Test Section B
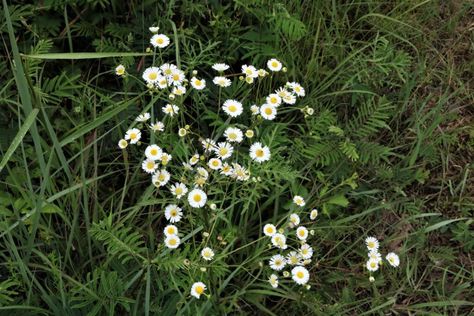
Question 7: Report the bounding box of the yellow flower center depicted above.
[255,149,264,158]
[117,68,124,75]
[228,105,237,112]
[130,133,137,140]
[146,161,155,169]
[170,210,177,217]
[291,257,298,264]
[212,160,219,167]
[389,258,394,263]
[368,242,374,248]
[245,69,252,75]
[266,227,274,234]
[296,271,304,279]
[370,262,377,268]
[156,37,164,45]
[229,133,237,140]
[271,61,278,68]
[148,72,157,80]
[302,249,308,255]
[169,238,177,246]
[193,194,202,202]
[264,107,273,115]
[172,74,180,81]
[175,187,183,195]
[195,286,204,294]
[150,149,158,155]
[195,79,201,85]
[270,97,277,104]
[167,227,175,235]
[298,230,305,237]
[295,86,301,92]
[219,148,228,156]
[158,174,166,181]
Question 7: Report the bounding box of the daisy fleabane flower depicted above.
[142,67,161,84]
[152,169,170,187]
[286,251,302,266]
[291,266,310,285]
[289,213,300,226]
[170,182,188,199]
[115,64,125,76]
[386,252,400,267]
[310,209,318,220]
[118,139,128,149]
[267,58,282,72]
[268,274,278,288]
[293,195,306,207]
[201,247,215,261]
[208,158,222,170]
[222,99,243,117]
[366,258,379,272]
[365,237,379,252]
[266,94,282,107]
[212,63,229,72]
[368,250,382,263]
[215,142,234,160]
[124,128,141,144]
[271,233,287,249]
[165,235,180,249]
[135,112,151,122]
[263,224,277,237]
[188,189,207,208]
[190,282,206,299]
[242,65,258,78]
[287,82,305,97]
[224,127,243,143]
[164,204,183,223]
[164,224,178,237]
[250,105,260,115]
[269,254,286,271]
[150,34,170,48]
[249,142,271,163]
[201,138,217,152]
[168,69,185,86]
[159,152,172,166]
[260,104,277,120]
[300,244,313,259]
[191,77,206,90]
[296,226,308,240]
[213,76,231,88]
[172,85,186,96]
[162,104,179,116]
[145,144,162,160]
[150,121,165,132]
[283,93,297,105]
[142,159,158,174]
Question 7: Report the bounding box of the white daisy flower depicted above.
[168,69,185,86]
[266,94,282,107]
[275,87,290,98]
[224,127,243,143]
[142,159,158,174]
[172,86,186,96]
[159,153,172,166]
[115,64,125,76]
[188,189,207,208]
[164,205,183,223]
[269,254,286,271]
[231,163,250,181]
[296,226,309,240]
[196,167,209,180]
[163,224,178,237]
[220,163,233,176]
[135,112,151,122]
[160,63,177,76]
[366,258,379,272]
[201,247,215,261]
[155,75,168,89]
[241,64,258,78]
[365,237,379,252]
[300,244,313,259]
[124,128,141,144]
[310,209,318,220]
[386,252,400,267]
[249,142,271,163]
[222,99,243,117]
[208,158,222,170]
[145,144,162,160]
[288,82,305,97]
[149,26,159,33]
[245,130,254,138]
[170,183,188,199]
[250,104,260,115]
[214,142,234,160]
[368,250,382,263]
[286,251,302,266]
[291,266,310,285]
[150,34,170,48]
[191,77,206,90]
[213,76,231,87]
[260,104,277,120]
[201,138,217,152]
[142,67,161,84]
[267,58,282,72]
[293,195,306,207]
[263,224,277,237]
[190,282,206,299]
[271,233,287,249]
[283,93,297,104]
[162,104,179,116]
[212,63,229,72]
[289,213,300,226]
[164,234,180,249]
[258,69,268,77]
[150,121,165,132]
[189,153,200,165]
[268,274,279,288]
[118,139,128,149]
[152,169,170,187]
[245,76,254,84]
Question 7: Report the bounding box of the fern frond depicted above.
[348,96,394,138]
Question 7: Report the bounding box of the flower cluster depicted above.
[365,236,400,281]
[264,196,319,289]
[115,27,309,300]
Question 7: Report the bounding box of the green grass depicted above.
[1,0,473,315]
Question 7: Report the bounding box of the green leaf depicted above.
[326,194,349,207]
[21,52,151,60]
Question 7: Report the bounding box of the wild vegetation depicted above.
[0,1,473,315]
